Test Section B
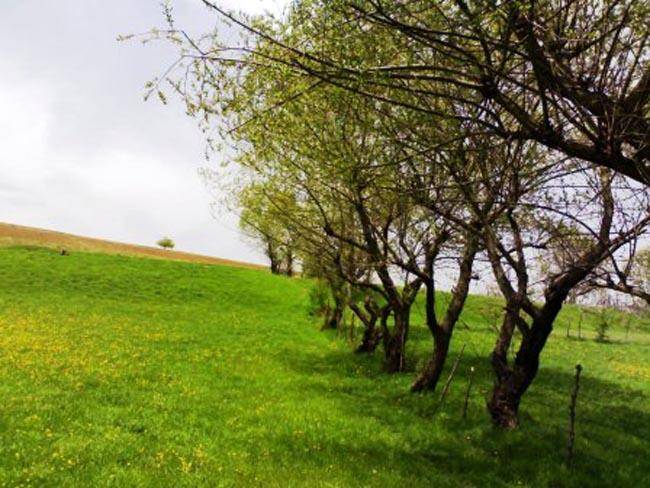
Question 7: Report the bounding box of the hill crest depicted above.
[0,221,264,269]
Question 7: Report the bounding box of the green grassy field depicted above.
[0,246,648,486]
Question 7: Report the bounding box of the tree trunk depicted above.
[322,295,344,330]
[411,330,450,392]
[487,368,523,429]
[383,307,409,373]
[324,306,342,330]
[284,249,294,277]
[488,312,551,429]
[488,352,541,429]
[267,240,281,275]
[350,301,384,353]
[384,337,405,373]
[353,300,389,354]
[356,320,382,353]
[411,235,477,393]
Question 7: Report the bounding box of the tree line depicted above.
[142,0,650,429]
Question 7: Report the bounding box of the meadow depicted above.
[0,246,648,486]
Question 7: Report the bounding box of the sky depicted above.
[0,0,286,264]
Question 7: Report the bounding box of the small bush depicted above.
[157,237,175,250]
[308,280,331,317]
[595,309,612,343]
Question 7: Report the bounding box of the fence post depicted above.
[437,344,465,411]
[566,364,583,467]
[462,366,475,420]
[577,312,583,340]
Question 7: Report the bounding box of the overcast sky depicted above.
[0,0,286,264]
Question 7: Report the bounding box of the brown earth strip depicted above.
[0,222,265,270]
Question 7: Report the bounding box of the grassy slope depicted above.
[0,246,648,487]
[0,222,264,269]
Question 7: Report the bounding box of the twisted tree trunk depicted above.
[383,307,410,373]
[488,308,556,428]
[412,234,477,392]
[411,329,450,392]
[351,300,389,353]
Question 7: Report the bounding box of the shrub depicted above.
[595,309,612,343]
[307,280,331,317]
[157,237,175,250]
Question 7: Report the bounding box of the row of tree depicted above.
[147,0,650,429]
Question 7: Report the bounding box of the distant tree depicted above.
[238,182,297,276]
[594,294,615,343]
[157,237,175,250]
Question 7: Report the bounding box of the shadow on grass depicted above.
[276,345,650,487]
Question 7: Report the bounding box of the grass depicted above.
[0,246,648,486]
[0,221,264,269]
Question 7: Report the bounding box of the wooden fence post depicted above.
[566,364,583,467]
[577,312,583,340]
[462,366,475,420]
[437,344,465,411]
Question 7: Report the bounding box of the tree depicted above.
[157,237,175,250]
[140,0,650,426]
[139,0,489,391]
[216,63,432,372]
[346,0,650,184]
[206,0,649,185]
[300,232,361,332]
[152,0,649,185]
[238,182,296,276]
[462,154,650,428]
[348,289,390,354]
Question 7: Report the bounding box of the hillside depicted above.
[0,246,648,486]
[0,222,264,269]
